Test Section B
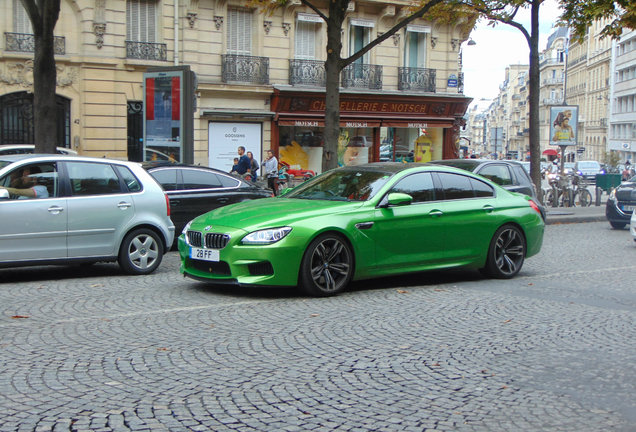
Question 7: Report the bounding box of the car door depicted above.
[369,172,447,269]
[63,161,135,257]
[433,172,498,262]
[0,161,66,261]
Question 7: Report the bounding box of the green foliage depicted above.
[603,151,621,171]
[559,0,636,40]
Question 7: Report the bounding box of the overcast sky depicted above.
[461,0,563,104]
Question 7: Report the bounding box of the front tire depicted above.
[118,228,163,275]
[578,189,592,207]
[299,234,353,296]
[483,225,526,279]
[610,221,626,229]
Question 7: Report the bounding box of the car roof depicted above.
[0,153,140,167]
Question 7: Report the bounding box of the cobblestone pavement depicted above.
[1,222,635,431]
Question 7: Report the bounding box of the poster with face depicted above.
[549,105,578,146]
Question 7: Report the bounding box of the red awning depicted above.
[542,149,558,156]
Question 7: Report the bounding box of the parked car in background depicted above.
[178,163,545,296]
[606,174,636,229]
[0,154,174,274]
[0,144,77,156]
[429,159,544,219]
[575,160,604,182]
[143,162,272,245]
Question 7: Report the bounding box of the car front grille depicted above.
[205,233,230,249]
[186,231,230,249]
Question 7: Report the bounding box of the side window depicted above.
[217,173,241,188]
[149,168,178,191]
[470,178,495,198]
[437,172,474,200]
[478,164,513,186]
[67,162,122,196]
[0,162,58,199]
[389,172,436,203]
[511,165,530,186]
[182,169,222,190]
[114,165,142,193]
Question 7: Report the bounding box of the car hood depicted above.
[190,197,364,230]
[616,181,636,200]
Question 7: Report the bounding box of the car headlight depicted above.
[182,220,193,236]
[609,189,617,202]
[241,227,292,245]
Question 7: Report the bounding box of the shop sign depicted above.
[309,99,430,114]
[295,120,321,127]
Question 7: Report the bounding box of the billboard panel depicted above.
[549,105,578,147]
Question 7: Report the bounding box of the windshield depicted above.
[0,160,12,170]
[578,162,599,169]
[284,167,394,201]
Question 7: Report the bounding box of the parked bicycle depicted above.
[571,174,592,207]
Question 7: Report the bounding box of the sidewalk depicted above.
[544,202,607,225]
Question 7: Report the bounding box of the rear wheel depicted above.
[483,225,526,279]
[118,228,163,275]
[299,234,353,296]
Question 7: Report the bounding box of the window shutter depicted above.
[13,0,33,34]
[127,0,156,42]
[295,21,316,59]
[228,8,252,55]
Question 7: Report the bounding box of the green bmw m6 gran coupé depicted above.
[178,163,544,296]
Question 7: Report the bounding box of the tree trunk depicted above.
[322,0,348,172]
[528,0,542,198]
[23,0,60,153]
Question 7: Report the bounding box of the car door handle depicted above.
[47,206,64,214]
[429,210,443,217]
[483,205,495,213]
[218,198,229,204]
[117,201,132,209]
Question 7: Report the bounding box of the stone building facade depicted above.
[0,0,474,172]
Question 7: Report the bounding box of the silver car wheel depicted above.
[119,228,163,275]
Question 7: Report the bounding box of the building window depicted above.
[0,92,71,147]
[126,0,157,42]
[13,0,32,34]
[405,29,427,68]
[295,20,318,60]
[349,21,372,65]
[227,8,252,55]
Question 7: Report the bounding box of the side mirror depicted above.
[0,189,9,200]
[386,192,413,207]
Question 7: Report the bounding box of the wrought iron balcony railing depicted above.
[126,41,167,61]
[398,67,436,92]
[222,54,269,85]
[289,59,326,87]
[341,63,383,90]
[5,32,65,55]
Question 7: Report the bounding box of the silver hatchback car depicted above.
[0,154,175,274]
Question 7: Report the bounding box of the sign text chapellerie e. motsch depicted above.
[309,100,430,114]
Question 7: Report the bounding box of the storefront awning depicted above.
[277,119,382,128]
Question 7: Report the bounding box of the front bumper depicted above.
[178,232,303,287]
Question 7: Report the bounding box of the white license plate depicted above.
[623,205,635,212]
[190,247,220,262]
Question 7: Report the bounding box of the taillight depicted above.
[528,199,541,216]
[164,193,171,217]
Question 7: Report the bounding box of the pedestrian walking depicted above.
[235,146,251,176]
[262,150,278,195]
[247,151,259,179]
